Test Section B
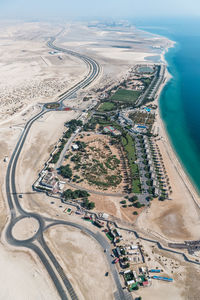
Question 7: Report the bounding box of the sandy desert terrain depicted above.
[0,20,198,300]
[45,225,116,300]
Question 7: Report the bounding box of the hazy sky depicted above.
[0,0,200,20]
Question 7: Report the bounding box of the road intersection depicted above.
[4,32,131,300]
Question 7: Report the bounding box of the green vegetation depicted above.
[121,133,141,193]
[87,174,122,188]
[84,115,122,132]
[63,189,94,209]
[129,195,138,202]
[51,139,67,164]
[110,89,141,104]
[120,200,126,204]
[122,257,128,262]
[98,102,116,112]
[122,133,136,161]
[76,140,86,150]
[129,111,155,130]
[67,138,122,189]
[142,77,152,87]
[45,102,60,109]
[82,198,95,210]
[63,189,90,200]
[105,156,120,170]
[130,284,139,291]
[51,119,83,164]
[120,248,126,255]
[133,201,145,209]
[66,119,83,129]
[59,165,72,179]
[124,271,134,282]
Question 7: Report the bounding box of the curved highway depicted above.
[47,37,100,104]
[4,30,197,300]
[4,33,107,300]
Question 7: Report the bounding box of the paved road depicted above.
[6,29,197,300]
[55,129,81,169]
[44,220,128,300]
[4,31,107,300]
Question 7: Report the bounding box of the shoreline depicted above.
[136,38,200,242]
[154,46,200,205]
[141,25,200,199]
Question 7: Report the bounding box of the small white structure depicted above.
[127,280,135,286]
[72,144,79,151]
[102,213,109,219]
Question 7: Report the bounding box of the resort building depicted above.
[103,126,121,136]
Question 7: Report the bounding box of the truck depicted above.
[113,258,119,264]
[93,220,104,228]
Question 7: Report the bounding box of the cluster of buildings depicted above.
[112,242,143,269]
[106,226,123,243]
[132,124,148,134]
[103,126,121,136]
[142,136,160,197]
[147,64,165,100]
[123,267,150,291]
[123,266,173,292]
[118,106,155,134]
[34,170,65,194]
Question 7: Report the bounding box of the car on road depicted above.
[105,272,109,276]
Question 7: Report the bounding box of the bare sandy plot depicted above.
[139,281,183,300]
[44,225,115,300]
[0,22,87,121]
[12,217,39,241]
[137,69,200,242]
[16,110,79,195]
[134,238,200,300]
[0,243,59,300]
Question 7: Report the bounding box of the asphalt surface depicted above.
[5,30,196,300]
[4,32,111,300]
[44,220,127,300]
[4,32,133,300]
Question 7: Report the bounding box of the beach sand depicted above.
[0,21,199,299]
[137,62,200,242]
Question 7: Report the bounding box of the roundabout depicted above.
[44,102,61,110]
[11,216,40,242]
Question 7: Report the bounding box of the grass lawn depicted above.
[98,102,116,112]
[121,133,141,193]
[132,178,141,194]
[110,89,141,103]
[122,133,136,161]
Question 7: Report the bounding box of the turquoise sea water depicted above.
[136,20,200,194]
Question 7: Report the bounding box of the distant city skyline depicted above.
[0,0,200,20]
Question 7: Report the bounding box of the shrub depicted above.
[60,165,72,178]
[120,200,126,204]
